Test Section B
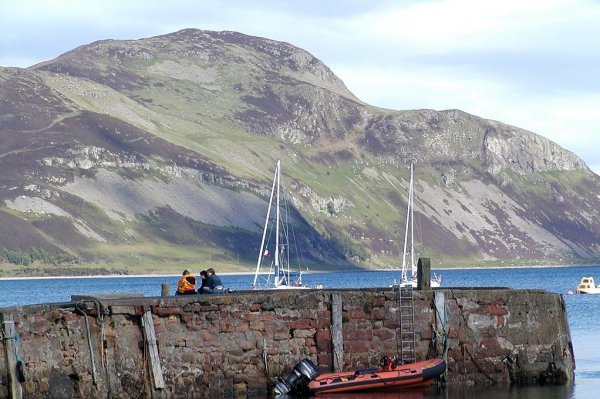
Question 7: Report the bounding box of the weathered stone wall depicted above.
[0,288,574,398]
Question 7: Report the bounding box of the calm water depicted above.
[1,265,599,399]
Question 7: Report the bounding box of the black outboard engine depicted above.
[273,358,320,396]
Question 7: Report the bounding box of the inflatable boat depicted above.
[308,357,446,395]
[273,357,446,396]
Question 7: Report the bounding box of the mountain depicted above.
[1,28,599,275]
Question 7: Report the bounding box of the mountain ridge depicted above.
[1,28,599,275]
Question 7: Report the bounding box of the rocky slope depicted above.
[1,28,599,273]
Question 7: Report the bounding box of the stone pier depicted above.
[0,287,574,398]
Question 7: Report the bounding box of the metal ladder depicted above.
[397,285,416,363]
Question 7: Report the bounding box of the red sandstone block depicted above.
[317,310,330,319]
[249,321,265,331]
[344,340,369,352]
[456,360,480,373]
[230,311,243,319]
[30,320,51,336]
[153,322,166,334]
[380,341,397,354]
[266,347,280,355]
[343,326,372,341]
[447,348,465,362]
[317,353,333,371]
[482,304,508,316]
[346,309,370,319]
[248,356,261,366]
[478,337,511,358]
[383,319,399,329]
[187,323,203,332]
[289,319,314,329]
[219,320,237,333]
[316,340,331,352]
[371,308,385,320]
[152,307,184,317]
[63,348,77,357]
[316,317,331,329]
[240,338,256,351]
[372,328,395,340]
[373,297,385,307]
[249,304,261,312]
[316,330,331,342]
[263,320,290,340]
[243,313,258,322]
[202,331,218,341]
[66,320,84,331]
[293,329,316,339]
[181,352,199,363]
[46,309,62,321]
[228,348,244,357]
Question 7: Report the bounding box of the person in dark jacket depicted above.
[203,268,224,294]
[197,270,209,294]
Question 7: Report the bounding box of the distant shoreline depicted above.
[0,271,257,281]
[0,263,597,281]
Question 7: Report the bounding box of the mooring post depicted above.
[331,293,344,372]
[161,283,170,297]
[417,258,431,290]
[2,313,23,399]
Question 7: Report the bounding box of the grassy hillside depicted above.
[1,29,600,276]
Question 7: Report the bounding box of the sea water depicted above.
[1,265,599,399]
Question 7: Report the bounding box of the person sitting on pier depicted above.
[197,270,209,294]
[203,268,224,294]
[176,270,197,295]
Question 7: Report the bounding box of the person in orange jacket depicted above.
[176,269,197,295]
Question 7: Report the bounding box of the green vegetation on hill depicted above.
[1,29,600,277]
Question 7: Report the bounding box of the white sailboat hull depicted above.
[398,279,441,288]
[272,285,310,290]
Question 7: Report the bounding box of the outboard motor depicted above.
[273,358,319,396]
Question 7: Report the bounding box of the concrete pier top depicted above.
[71,293,144,301]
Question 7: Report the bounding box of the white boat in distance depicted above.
[576,276,600,294]
[252,160,309,290]
[398,163,441,288]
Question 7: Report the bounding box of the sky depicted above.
[1,0,599,174]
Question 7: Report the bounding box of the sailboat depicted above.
[399,163,441,288]
[252,160,309,290]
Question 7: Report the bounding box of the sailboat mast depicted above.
[274,160,281,287]
[252,161,279,289]
[409,163,416,278]
[401,163,414,282]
